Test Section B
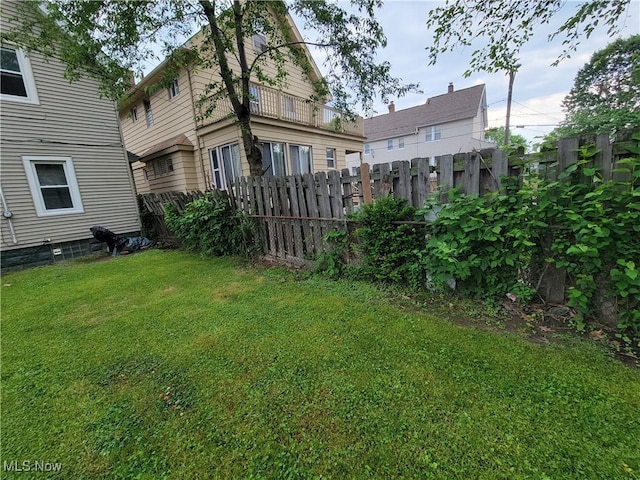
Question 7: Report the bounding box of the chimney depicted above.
[388,101,395,113]
[448,82,454,93]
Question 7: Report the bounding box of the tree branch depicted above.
[248,40,334,76]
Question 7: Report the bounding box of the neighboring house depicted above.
[119,15,365,194]
[0,0,140,272]
[347,83,493,172]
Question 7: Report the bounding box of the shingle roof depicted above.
[365,84,486,142]
[140,133,193,159]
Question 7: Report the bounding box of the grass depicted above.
[1,249,639,479]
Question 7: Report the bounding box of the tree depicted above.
[3,0,417,176]
[484,127,528,152]
[426,1,631,147]
[557,35,640,137]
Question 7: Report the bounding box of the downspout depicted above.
[186,67,208,190]
[0,187,18,244]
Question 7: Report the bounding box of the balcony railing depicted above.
[206,83,364,136]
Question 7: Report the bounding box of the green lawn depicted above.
[1,250,639,479]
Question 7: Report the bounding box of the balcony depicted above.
[207,83,364,136]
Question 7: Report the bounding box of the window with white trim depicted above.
[168,78,179,99]
[425,125,442,142]
[326,148,336,169]
[262,142,286,176]
[364,143,370,155]
[22,156,84,216]
[399,137,405,149]
[143,99,154,126]
[1,46,39,104]
[289,145,312,174]
[387,139,393,151]
[131,105,138,122]
[210,143,241,190]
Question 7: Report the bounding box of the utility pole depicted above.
[504,68,517,147]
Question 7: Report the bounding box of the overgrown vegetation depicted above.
[313,134,640,350]
[2,250,639,478]
[164,191,257,257]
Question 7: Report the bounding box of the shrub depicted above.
[351,196,427,287]
[164,192,255,257]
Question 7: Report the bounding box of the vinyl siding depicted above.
[120,72,197,157]
[131,150,199,194]
[120,16,363,194]
[1,0,140,250]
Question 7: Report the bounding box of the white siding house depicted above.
[347,84,494,172]
[1,0,140,271]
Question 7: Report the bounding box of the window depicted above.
[22,156,83,216]
[143,99,154,126]
[364,143,370,155]
[425,125,442,142]
[283,95,295,121]
[253,33,267,53]
[262,142,286,176]
[0,46,39,104]
[151,156,174,177]
[387,139,393,151]
[168,78,179,99]
[131,106,138,122]
[290,145,312,174]
[326,148,336,169]
[399,137,405,149]
[210,143,241,190]
[249,84,260,114]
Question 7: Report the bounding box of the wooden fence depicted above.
[139,129,638,261]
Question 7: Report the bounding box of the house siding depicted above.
[120,20,364,194]
[1,0,140,256]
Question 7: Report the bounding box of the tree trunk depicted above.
[239,114,263,176]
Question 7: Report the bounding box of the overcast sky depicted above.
[299,0,640,146]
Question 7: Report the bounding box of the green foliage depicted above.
[420,137,640,341]
[164,192,254,257]
[420,177,539,302]
[427,0,631,75]
[558,35,640,137]
[314,229,350,279]
[351,196,427,287]
[484,126,529,152]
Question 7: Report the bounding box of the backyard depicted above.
[1,249,639,479]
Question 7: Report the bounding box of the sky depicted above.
[298,0,640,146]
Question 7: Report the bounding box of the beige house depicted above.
[0,0,140,272]
[347,83,493,172]
[120,17,365,194]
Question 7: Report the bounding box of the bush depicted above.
[351,196,427,287]
[164,192,255,257]
[419,177,539,302]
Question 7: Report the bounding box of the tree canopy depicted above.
[426,0,631,76]
[557,35,640,137]
[3,0,417,175]
[484,127,528,152]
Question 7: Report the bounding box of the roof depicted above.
[365,84,486,142]
[140,133,193,159]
